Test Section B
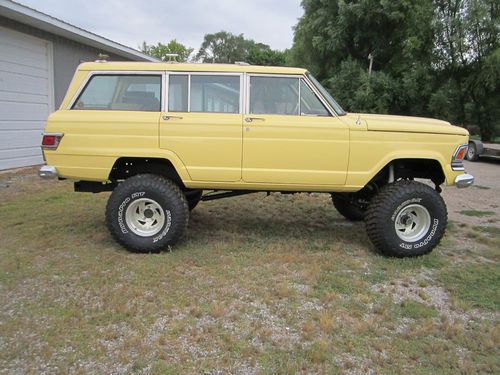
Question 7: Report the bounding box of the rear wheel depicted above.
[365,181,447,257]
[185,190,203,211]
[106,174,189,253]
[331,194,367,221]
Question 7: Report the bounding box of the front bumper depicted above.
[39,165,58,179]
[455,173,474,188]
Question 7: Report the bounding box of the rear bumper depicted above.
[39,165,58,179]
[455,173,474,188]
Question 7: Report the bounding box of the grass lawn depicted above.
[0,173,499,374]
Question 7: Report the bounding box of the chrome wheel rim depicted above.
[125,198,165,237]
[467,146,475,159]
[394,204,431,242]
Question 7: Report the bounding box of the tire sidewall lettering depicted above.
[393,196,440,250]
[117,191,153,235]
[153,210,172,243]
[118,197,131,234]
[399,218,439,250]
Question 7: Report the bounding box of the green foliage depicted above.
[196,31,288,66]
[291,0,500,140]
[141,40,193,62]
[247,48,290,67]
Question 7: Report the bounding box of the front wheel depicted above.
[365,181,447,257]
[106,174,189,253]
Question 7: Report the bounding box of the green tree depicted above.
[292,0,436,115]
[247,48,289,66]
[196,31,288,65]
[141,40,194,62]
[431,0,500,140]
[196,31,252,63]
[291,0,499,140]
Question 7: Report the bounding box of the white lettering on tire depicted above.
[118,197,130,234]
[399,218,439,249]
[153,210,172,243]
[117,192,146,234]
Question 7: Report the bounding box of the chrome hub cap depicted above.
[125,198,165,237]
[394,204,431,242]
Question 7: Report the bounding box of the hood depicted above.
[345,113,469,136]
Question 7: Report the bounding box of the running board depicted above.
[201,190,256,201]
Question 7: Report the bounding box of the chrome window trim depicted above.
[245,73,335,117]
[166,71,244,114]
[67,70,166,111]
[301,75,338,117]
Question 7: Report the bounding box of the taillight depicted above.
[451,144,468,170]
[41,133,64,150]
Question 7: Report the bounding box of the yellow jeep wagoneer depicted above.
[39,61,473,257]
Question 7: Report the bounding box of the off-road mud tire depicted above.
[365,181,447,257]
[106,174,189,253]
[332,195,366,221]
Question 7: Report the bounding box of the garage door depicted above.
[0,27,53,170]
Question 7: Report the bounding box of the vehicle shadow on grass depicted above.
[185,195,372,253]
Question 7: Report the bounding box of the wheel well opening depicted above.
[382,159,445,187]
[109,157,184,188]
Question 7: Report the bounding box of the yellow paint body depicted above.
[43,62,469,192]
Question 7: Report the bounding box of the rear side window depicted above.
[168,75,188,112]
[167,74,241,113]
[190,75,240,113]
[73,74,161,111]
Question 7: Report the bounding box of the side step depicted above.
[201,190,256,201]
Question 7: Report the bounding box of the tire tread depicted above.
[105,174,188,253]
[365,180,447,257]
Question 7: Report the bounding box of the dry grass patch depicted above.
[0,169,499,374]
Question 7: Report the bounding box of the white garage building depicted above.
[0,0,156,170]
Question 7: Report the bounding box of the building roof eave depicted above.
[0,0,158,62]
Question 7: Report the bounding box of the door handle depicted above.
[162,115,183,121]
[244,117,265,123]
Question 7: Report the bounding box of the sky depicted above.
[17,0,304,52]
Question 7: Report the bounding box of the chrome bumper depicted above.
[455,173,474,188]
[39,165,58,179]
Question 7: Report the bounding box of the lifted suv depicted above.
[40,61,473,257]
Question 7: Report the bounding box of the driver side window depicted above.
[249,76,330,116]
[249,77,299,115]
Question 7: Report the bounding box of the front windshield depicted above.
[306,73,346,116]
